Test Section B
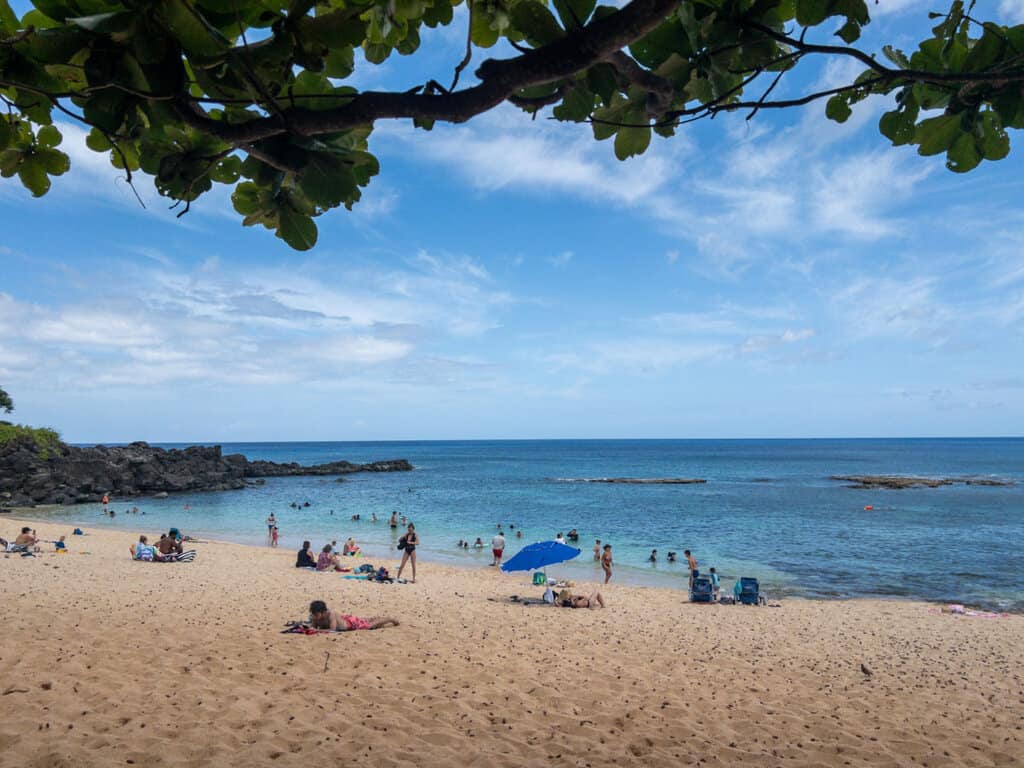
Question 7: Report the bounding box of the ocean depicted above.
[21,438,1024,610]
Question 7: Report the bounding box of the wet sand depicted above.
[1,519,1021,767]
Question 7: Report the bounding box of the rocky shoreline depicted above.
[0,437,412,507]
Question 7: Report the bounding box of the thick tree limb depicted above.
[171,0,685,144]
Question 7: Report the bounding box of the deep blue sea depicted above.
[24,439,1024,610]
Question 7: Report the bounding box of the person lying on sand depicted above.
[308,600,399,631]
[557,590,606,609]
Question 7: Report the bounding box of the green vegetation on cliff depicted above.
[0,423,62,459]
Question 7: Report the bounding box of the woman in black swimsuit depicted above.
[396,522,418,582]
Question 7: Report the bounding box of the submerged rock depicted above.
[830,474,1015,490]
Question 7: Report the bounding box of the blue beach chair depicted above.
[734,577,760,605]
[690,576,713,603]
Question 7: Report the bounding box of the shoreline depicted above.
[1,518,1022,767]
[2,513,1015,614]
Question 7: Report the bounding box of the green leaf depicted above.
[835,20,859,44]
[85,128,112,152]
[0,117,11,151]
[158,0,231,60]
[794,0,829,26]
[553,85,595,122]
[36,147,69,174]
[979,111,1010,161]
[882,45,911,69]
[586,63,619,105]
[964,28,1004,72]
[825,94,852,123]
[36,124,62,148]
[278,205,318,250]
[879,108,917,146]
[614,121,651,160]
[17,156,50,196]
[0,0,19,31]
[945,132,980,173]
[551,0,596,29]
[915,113,963,156]
[300,153,356,206]
[508,1,563,47]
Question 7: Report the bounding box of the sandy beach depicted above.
[1,518,1021,768]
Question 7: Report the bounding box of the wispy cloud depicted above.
[0,249,516,390]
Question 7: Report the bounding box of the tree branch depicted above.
[169,0,686,143]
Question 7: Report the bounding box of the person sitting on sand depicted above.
[308,600,399,631]
[316,544,341,572]
[343,537,360,556]
[14,527,39,549]
[296,541,316,568]
[158,532,183,557]
[557,590,606,609]
[134,535,160,562]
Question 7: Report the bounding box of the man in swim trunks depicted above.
[308,600,399,631]
[685,549,698,591]
[388,511,398,529]
[491,531,505,567]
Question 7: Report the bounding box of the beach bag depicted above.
[73,528,84,536]
[357,563,375,574]
[532,572,546,585]
[375,566,390,581]
[397,535,407,551]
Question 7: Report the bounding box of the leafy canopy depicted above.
[0,386,12,414]
[0,0,1021,249]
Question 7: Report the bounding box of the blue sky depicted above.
[2,0,1024,442]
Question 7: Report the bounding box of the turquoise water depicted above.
[20,438,1024,610]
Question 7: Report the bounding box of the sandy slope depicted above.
[0,519,1021,767]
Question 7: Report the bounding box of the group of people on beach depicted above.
[293,520,420,583]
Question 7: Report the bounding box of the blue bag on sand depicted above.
[736,577,760,605]
[690,576,713,603]
[73,528,84,535]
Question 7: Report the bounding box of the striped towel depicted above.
[174,550,197,563]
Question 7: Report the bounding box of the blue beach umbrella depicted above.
[500,541,581,575]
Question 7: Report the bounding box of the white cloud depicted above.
[998,0,1024,23]
[1,250,516,390]
[549,251,573,268]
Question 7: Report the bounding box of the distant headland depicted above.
[0,436,412,507]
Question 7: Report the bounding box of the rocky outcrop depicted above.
[0,437,412,506]
[830,475,1015,490]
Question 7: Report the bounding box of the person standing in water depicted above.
[389,511,398,529]
[593,540,601,561]
[601,544,613,584]
[266,512,276,540]
[396,523,418,582]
